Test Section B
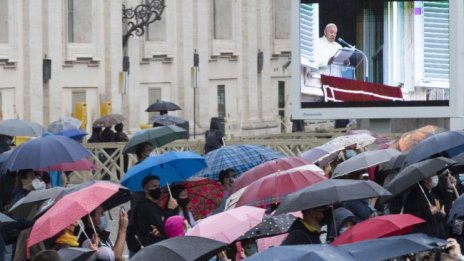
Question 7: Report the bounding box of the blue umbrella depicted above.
[121,151,207,191]
[339,233,446,261]
[194,145,284,180]
[2,135,91,171]
[56,128,88,141]
[245,244,356,261]
[403,131,464,168]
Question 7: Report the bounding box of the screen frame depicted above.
[291,0,464,120]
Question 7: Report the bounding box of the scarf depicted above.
[55,230,79,247]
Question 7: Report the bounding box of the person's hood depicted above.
[334,207,358,230]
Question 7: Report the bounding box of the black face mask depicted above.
[178,197,190,208]
[148,188,162,200]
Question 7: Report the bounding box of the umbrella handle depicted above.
[88,214,98,235]
[418,184,433,207]
[77,220,91,242]
[331,205,337,238]
[166,182,173,198]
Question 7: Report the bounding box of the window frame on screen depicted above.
[291,0,464,120]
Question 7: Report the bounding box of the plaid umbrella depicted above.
[93,114,125,128]
[194,145,284,180]
[47,117,82,133]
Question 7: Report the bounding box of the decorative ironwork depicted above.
[122,0,166,48]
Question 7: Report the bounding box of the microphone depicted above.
[338,38,354,48]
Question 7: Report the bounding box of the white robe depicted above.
[314,36,343,76]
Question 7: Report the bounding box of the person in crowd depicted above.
[114,123,129,142]
[135,142,153,164]
[433,171,458,215]
[164,215,188,239]
[133,176,178,250]
[342,171,377,220]
[239,238,259,258]
[403,175,448,238]
[31,250,61,261]
[281,206,332,245]
[212,169,237,214]
[87,127,102,143]
[326,207,359,242]
[314,23,345,76]
[171,185,196,227]
[79,206,128,261]
[11,170,45,205]
[100,127,115,143]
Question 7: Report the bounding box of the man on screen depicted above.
[314,23,349,77]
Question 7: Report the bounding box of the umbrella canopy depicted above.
[8,187,65,220]
[92,114,125,128]
[151,114,187,125]
[225,187,246,210]
[384,157,456,196]
[131,236,226,261]
[194,145,284,181]
[186,206,265,243]
[382,151,408,171]
[35,158,96,172]
[326,133,376,150]
[402,131,464,168]
[244,244,356,261]
[274,179,391,215]
[390,125,446,152]
[47,117,82,133]
[0,119,43,137]
[121,151,207,191]
[231,157,312,193]
[448,193,464,224]
[2,135,91,172]
[57,247,96,261]
[235,168,327,208]
[27,181,130,249]
[339,233,446,261]
[174,178,223,220]
[146,100,182,112]
[56,128,87,141]
[0,212,16,228]
[123,125,187,154]
[300,143,345,166]
[331,148,401,179]
[345,129,390,146]
[237,214,297,241]
[332,214,425,245]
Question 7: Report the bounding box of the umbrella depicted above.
[56,128,87,141]
[274,179,391,215]
[0,119,43,137]
[151,114,187,126]
[384,157,456,196]
[235,168,327,208]
[345,129,390,146]
[47,117,82,133]
[402,131,464,168]
[131,236,226,261]
[194,145,284,181]
[121,151,207,191]
[244,244,356,261]
[382,151,408,171]
[57,247,96,261]
[331,148,401,179]
[326,133,376,150]
[339,233,447,261]
[300,143,345,166]
[332,214,425,245]
[231,157,312,193]
[0,212,16,228]
[186,206,265,243]
[92,114,125,128]
[27,181,131,250]
[225,187,246,210]
[237,214,297,241]
[175,178,224,220]
[123,125,188,154]
[35,158,96,172]
[146,100,182,112]
[2,135,91,172]
[390,125,446,152]
[8,187,65,220]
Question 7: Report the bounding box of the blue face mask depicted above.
[99,214,109,231]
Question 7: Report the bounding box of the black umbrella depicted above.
[146,100,182,112]
[383,151,408,171]
[0,212,16,228]
[338,233,446,261]
[8,187,65,220]
[384,157,456,196]
[245,244,357,261]
[332,149,400,178]
[130,236,226,261]
[57,247,96,261]
[237,214,297,241]
[151,115,187,126]
[274,179,391,215]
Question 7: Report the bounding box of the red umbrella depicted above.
[235,167,327,208]
[331,214,425,246]
[27,181,130,253]
[231,157,311,193]
[177,178,224,220]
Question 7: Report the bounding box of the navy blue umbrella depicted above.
[2,135,91,171]
[339,233,446,261]
[245,244,356,261]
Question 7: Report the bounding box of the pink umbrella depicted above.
[231,157,311,193]
[27,181,129,254]
[235,167,327,208]
[36,158,96,172]
[186,206,265,243]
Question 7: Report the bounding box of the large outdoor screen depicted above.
[297,0,450,109]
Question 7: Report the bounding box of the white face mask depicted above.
[431,176,439,188]
[339,226,350,234]
[32,178,46,190]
